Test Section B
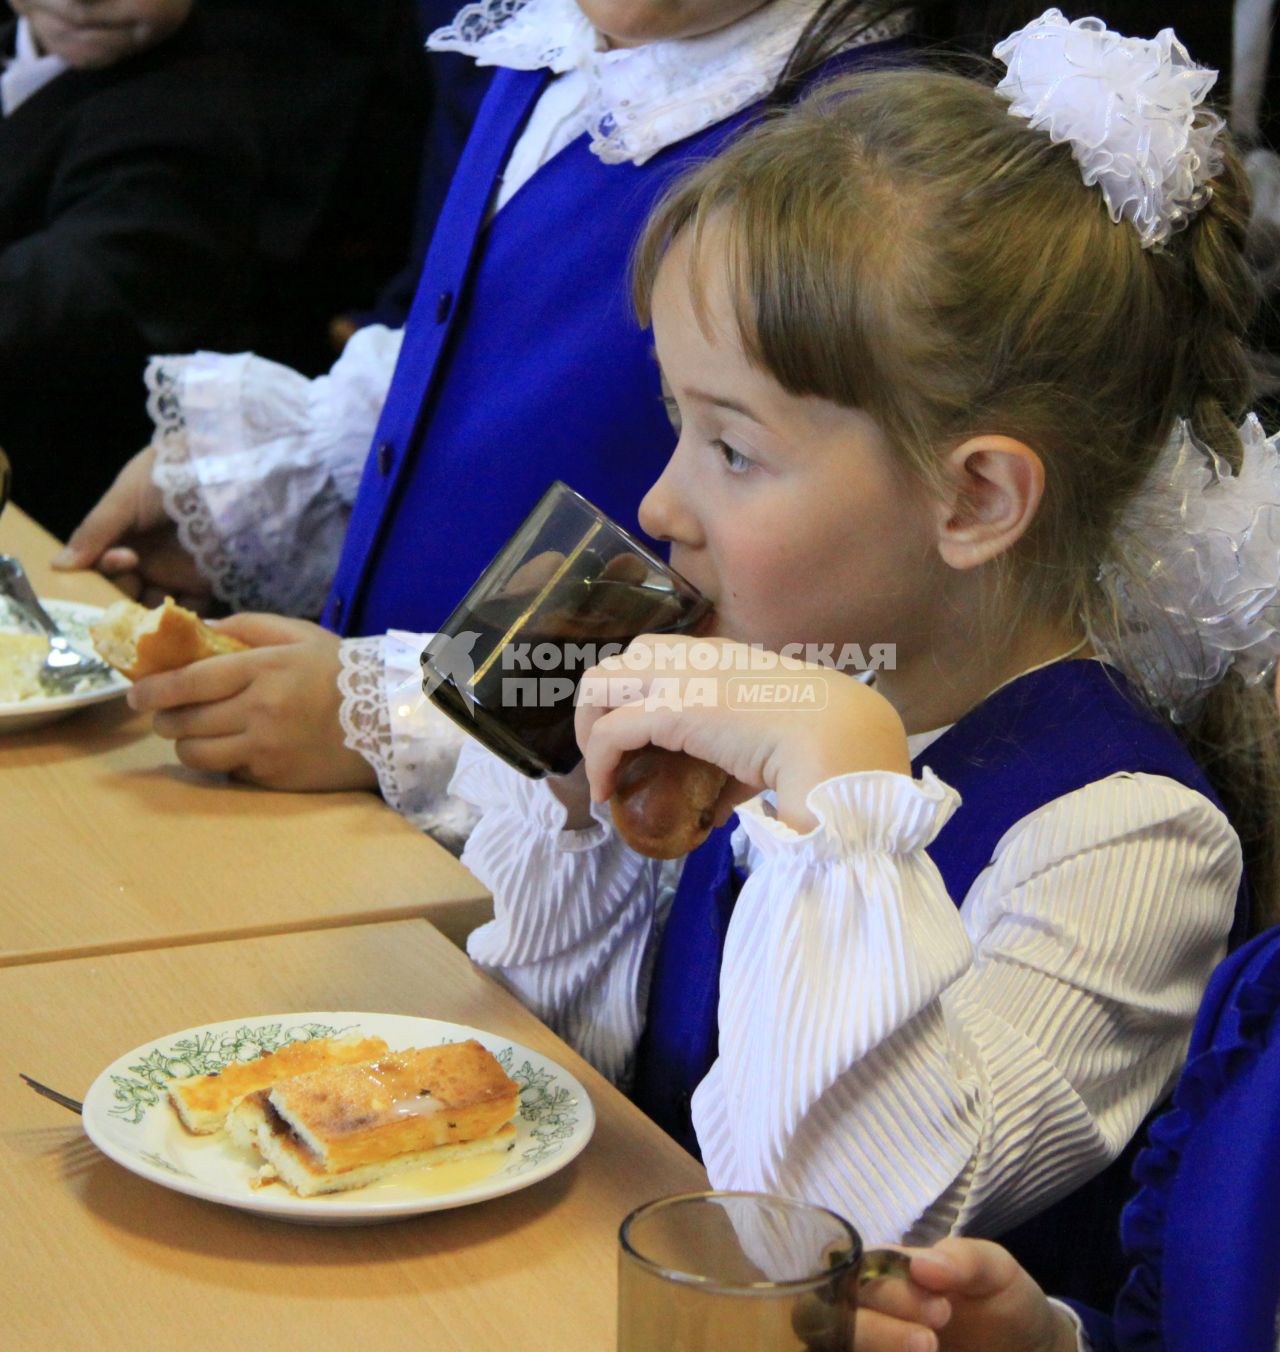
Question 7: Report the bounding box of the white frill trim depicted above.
[145,329,400,618]
[147,356,348,618]
[993,8,1224,249]
[708,769,973,1188]
[1101,415,1280,721]
[737,768,960,860]
[429,0,909,166]
[147,359,250,610]
[337,636,401,803]
[337,633,481,855]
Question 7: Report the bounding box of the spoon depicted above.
[0,555,112,692]
[0,457,112,691]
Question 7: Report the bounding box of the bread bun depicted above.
[91,597,247,680]
[610,746,728,859]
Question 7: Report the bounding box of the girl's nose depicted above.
[639,451,701,548]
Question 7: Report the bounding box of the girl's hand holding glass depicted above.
[854,1239,1078,1352]
[127,613,378,792]
[575,635,910,833]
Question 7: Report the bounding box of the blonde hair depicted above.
[633,67,1280,927]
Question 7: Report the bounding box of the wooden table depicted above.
[1,920,707,1350]
[0,507,492,965]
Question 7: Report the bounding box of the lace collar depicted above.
[428,0,910,165]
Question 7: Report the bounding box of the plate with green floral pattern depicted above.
[82,1012,595,1225]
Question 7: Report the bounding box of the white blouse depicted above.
[1,18,68,117]
[451,733,1239,1244]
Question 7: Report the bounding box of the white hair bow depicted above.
[993,8,1224,248]
[1102,416,1280,720]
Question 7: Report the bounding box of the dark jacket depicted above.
[0,14,259,537]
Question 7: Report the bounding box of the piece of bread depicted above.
[167,1034,389,1135]
[91,597,247,680]
[610,746,728,860]
[231,1090,517,1196]
[230,1040,520,1196]
[0,632,51,702]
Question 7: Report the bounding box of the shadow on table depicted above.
[2,699,147,763]
[99,763,397,823]
[74,1146,585,1294]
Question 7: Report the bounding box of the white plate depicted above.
[0,598,128,732]
[82,1012,596,1225]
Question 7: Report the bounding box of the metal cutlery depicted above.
[0,554,112,693]
[18,1073,83,1115]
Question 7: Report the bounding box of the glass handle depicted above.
[859,1248,913,1285]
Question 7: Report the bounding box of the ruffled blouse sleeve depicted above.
[453,756,1237,1246]
[694,770,1238,1244]
[453,739,676,1085]
[146,324,402,616]
[336,630,479,855]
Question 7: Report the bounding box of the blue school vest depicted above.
[631,660,1246,1310]
[323,45,906,637]
[1070,927,1280,1351]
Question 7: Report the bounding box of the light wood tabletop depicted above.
[1,919,708,1350]
[0,506,492,965]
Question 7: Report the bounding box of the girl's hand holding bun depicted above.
[575,635,911,842]
[125,613,377,792]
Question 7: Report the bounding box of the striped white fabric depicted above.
[455,739,1240,1244]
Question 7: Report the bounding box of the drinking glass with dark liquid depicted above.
[422,482,710,777]
[617,1192,911,1351]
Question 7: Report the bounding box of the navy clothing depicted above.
[0,14,259,539]
[324,41,907,639]
[198,0,432,375]
[630,662,1242,1313]
[918,661,1244,1312]
[350,3,495,333]
[325,66,745,637]
[631,817,745,1155]
[1070,926,1280,1351]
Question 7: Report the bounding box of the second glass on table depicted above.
[422,481,710,777]
[618,1191,910,1352]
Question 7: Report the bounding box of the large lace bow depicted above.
[993,8,1223,248]
[1102,417,1280,721]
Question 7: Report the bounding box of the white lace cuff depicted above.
[146,325,403,616]
[337,632,479,855]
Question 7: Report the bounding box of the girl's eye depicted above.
[715,440,753,474]
[661,394,682,434]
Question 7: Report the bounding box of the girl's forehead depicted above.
[653,225,750,348]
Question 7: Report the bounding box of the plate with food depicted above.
[0,598,129,732]
[81,1012,595,1224]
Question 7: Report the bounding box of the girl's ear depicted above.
[934,435,1044,570]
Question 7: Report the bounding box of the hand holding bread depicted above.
[578,636,913,842]
[92,597,247,680]
[609,747,729,859]
[98,607,377,792]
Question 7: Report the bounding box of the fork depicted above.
[0,555,112,693]
[19,1073,83,1115]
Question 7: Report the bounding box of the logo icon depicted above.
[421,631,481,716]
